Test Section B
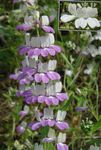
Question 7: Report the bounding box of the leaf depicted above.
[91,118,101,133]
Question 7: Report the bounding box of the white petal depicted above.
[87,18,98,28]
[48,60,57,71]
[38,62,48,73]
[33,85,46,96]
[41,15,49,26]
[93,18,100,27]
[48,33,55,45]
[56,110,66,121]
[68,4,77,15]
[58,133,66,143]
[25,33,30,46]
[55,81,62,93]
[24,105,29,113]
[48,129,56,139]
[86,7,98,18]
[80,18,87,29]
[75,18,87,29]
[76,8,85,18]
[60,14,75,23]
[44,108,53,119]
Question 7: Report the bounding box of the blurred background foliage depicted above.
[0,0,101,150]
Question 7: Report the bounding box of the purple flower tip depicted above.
[16,24,32,31]
[42,138,54,143]
[75,107,88,112]
[42,26,55,33]
[16,125,25,134]
[19,111,27,118]
[57,143,69,150]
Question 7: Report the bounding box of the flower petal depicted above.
[56,122,69,130]
[42,26,55,33]
[57,143,69,150]
[41,48,49,57]
[38,96,45,103]
[32,122,42,130]
[61,14,75,23]
[41,74,49,83]
[34,73,42,82]
[87,18,100,28]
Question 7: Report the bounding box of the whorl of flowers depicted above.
[11,1,69,149]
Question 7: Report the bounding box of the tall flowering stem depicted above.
[11,1,69,149]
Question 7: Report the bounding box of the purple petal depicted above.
[22,90,32,97]
[38,96,45,103]
[28,48,36,57]
[47,47,56,56]
[56,93,68,101]
[31,96,38,103]
[41,120,48,126]
[57,143,69,150]
[42,26,55,33]
[24,96,33,104]
[56,122,69,130]
[34,73,42,82]
[27,76,34,81]
[42,138,54,143]
[51,45,61,53]
[41,74,49,83]
[32,122,42,130]
[19,111,27,118]
[51,97,59,105]
[16,24,32,31]
[9,74,18,80]
[19,46,30,55]
[47,71,61,80]
[28,48,41,57]
[41,48,49,57]
[19,78,30,85]
[47,120,55,127]
[75,107,88,112]
[16,125,25,134]
[45,97,53,106]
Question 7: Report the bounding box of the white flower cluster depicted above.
[82,31,101,57]
[61,3,100,29]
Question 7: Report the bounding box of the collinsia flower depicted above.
[75,107,88,112]
[42,128,68,150]
[19,105,29,118]
[16,15,33,31]
[30,108,69,131]
[11,2,69,149]
[16,121,27,134]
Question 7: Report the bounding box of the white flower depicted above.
[61,4,100,29]
[84,64,93,75]
[84,45,101,57]
[42,128,66,143]
[89,145,100,150]
[65,69,73,77]
[91,31,101,41]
